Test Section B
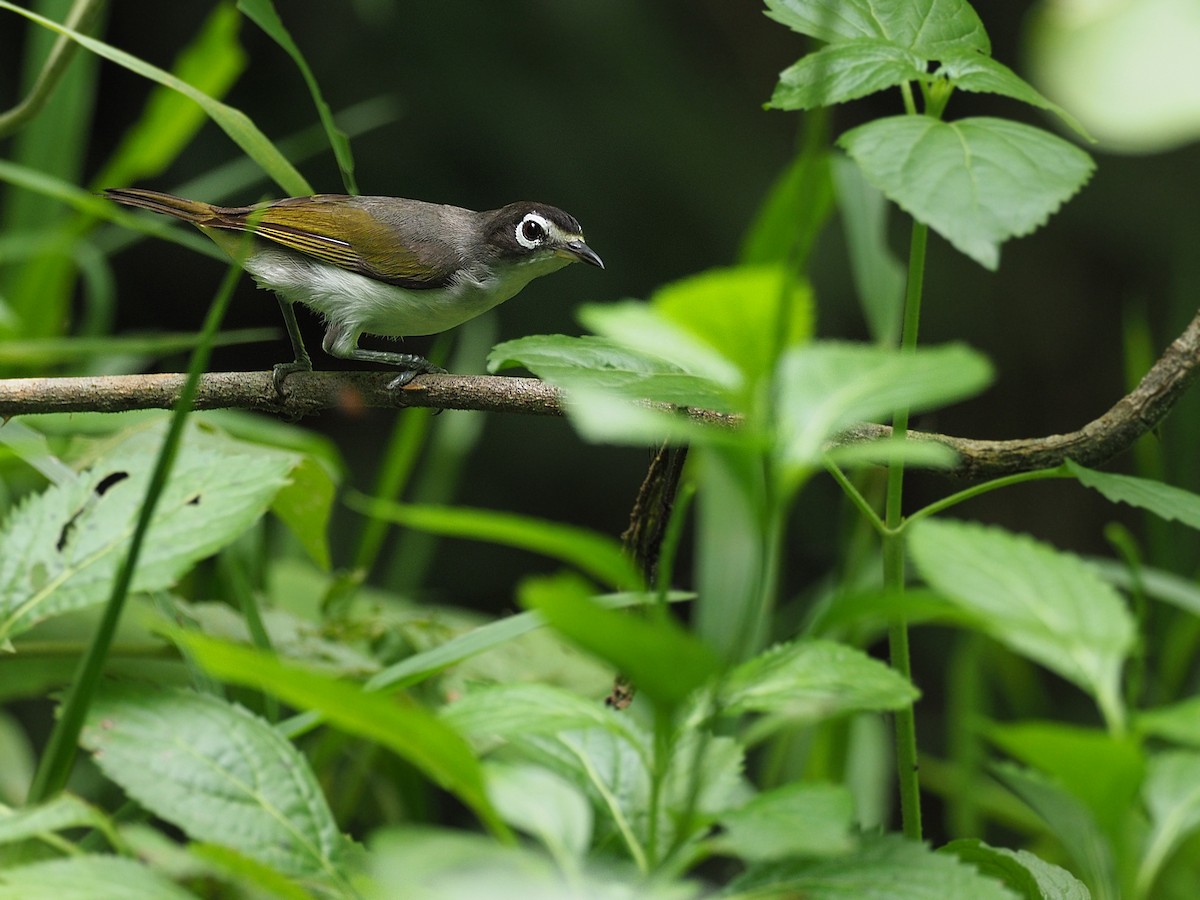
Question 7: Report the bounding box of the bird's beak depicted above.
[559,240,604,269]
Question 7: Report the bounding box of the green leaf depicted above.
[237,0,358,194]
[0,0,311,196]
[365,591,691,693]
[1068,460,1200,532]
[1088,557,1200,617]
[937,53,1092,140]
[175,631,507,838]
[1139,751,1200,896]
[488,334,730,410]
[1139,696,1200,748]
[485,762,593,863]
[710,782,856,861]
[774,342,991,472]
[991,762,1116,895]
[763,0,990,56]
[0,421,299,642]
[831,153,905,343]
[0,856,198,900]
[939,839,1090,900]
[909,519,1134,729]
[719,638,919,724]
[730,833,1017,898]
[81,683,345,881]
[519,573,721,710]
[0,794,113,847]
[770,39,928,110]
[739,143,834,269]
[839,116,1094,269]
[346,495,642,591]
[987,721,1144,841]
[91,3,246,189]
[651,266,814,388]
[271,455,335,570]
[580,301,746,394]
[441,683,642,747]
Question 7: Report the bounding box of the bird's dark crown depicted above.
[482,202,585,258]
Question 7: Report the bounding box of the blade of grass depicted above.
[0,0,311,196]
[27,254,244,802]
[237,0,358,194]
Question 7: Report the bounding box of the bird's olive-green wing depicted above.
[213,196,453,288]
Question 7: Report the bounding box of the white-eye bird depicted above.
[105,188,603,389]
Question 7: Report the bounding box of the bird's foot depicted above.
[386,359,446,390]
[272,357,313,397]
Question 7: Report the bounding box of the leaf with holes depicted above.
[0,421,299,642]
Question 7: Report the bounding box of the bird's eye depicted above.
[521,218,546,243]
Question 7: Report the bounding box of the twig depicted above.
[2,303,1198,479]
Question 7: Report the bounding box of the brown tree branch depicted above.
[2,305,1198,479]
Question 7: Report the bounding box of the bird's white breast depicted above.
[244,248,570,338]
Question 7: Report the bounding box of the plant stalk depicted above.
[884,219,928,840]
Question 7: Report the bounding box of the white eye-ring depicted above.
[516,213,550,249]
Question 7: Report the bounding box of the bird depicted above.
[104,188,604,390]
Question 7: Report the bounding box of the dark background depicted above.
[5,0,1199,603]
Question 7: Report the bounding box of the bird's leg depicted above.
[272,296,313,395]
[322,325,446,389]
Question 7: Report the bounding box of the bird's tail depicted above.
[104,188,220,225]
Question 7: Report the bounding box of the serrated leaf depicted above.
[719,638,919,723]
[839,116,1094,269]
[1139,751,1200,896]
[909,519,1134,728]
[0,856,197,900]
[764,0,990,56]
[730,832,1018,898]
[175,631,504,837]
[711,782,856,861]
[0,422,297,642]
[770,39,928,110]
[488,334,729,410]
[81,684,344,880]
[938,53,1091,140]
[1068,460,1200,532]
[774,342,991,471]
[939,839,1090,900]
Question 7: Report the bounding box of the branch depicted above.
[2,304,1198,479]
[0,370,567,418]
[836,305,1200,479]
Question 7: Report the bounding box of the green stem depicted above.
[905,466,1068,526]
[884,219,928,841]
